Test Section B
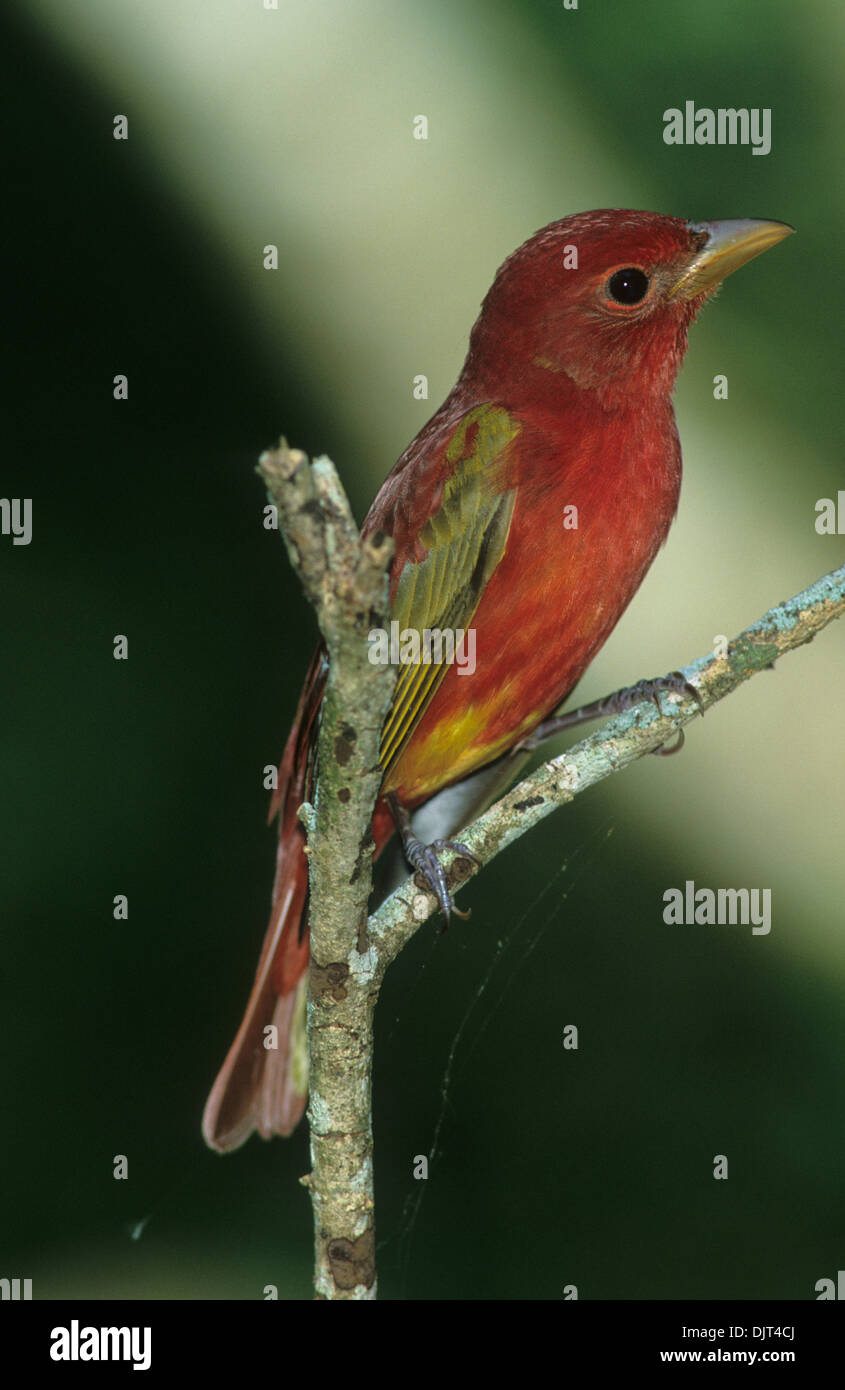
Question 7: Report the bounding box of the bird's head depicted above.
[464,209,793,408]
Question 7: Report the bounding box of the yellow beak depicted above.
[670,218,794,300]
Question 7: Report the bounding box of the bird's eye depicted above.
[606,267,650,305]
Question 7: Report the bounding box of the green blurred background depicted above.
[3,0,843,1299]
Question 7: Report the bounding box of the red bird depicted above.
[203,209,792,1151]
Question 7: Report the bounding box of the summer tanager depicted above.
[203,209,792,1151]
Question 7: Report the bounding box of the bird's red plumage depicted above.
[203,208,790,1150]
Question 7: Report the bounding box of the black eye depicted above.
[606,267,650,305]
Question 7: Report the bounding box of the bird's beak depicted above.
[670,219,794,300]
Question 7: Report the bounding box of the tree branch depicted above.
[370,561,845,960]
[259,440,845,1299]
[257,442,394,1302]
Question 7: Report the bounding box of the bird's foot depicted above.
[518,671,703,756]
[387,792,481,924]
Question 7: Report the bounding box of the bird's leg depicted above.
[387,791,481,923]
[517,671,703,758]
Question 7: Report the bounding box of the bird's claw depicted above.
[615,669,703,718]
[633,670,702,756]
[516,670,702,757]
[651,727,685,756]
[387,792,480,924]
[407,837,479,924]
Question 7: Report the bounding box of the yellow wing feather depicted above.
[379,405,520,774]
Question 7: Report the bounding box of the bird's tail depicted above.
[202,652,325,1152]
[202,647,477,1152]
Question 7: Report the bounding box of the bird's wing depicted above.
[375,403,520,775]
